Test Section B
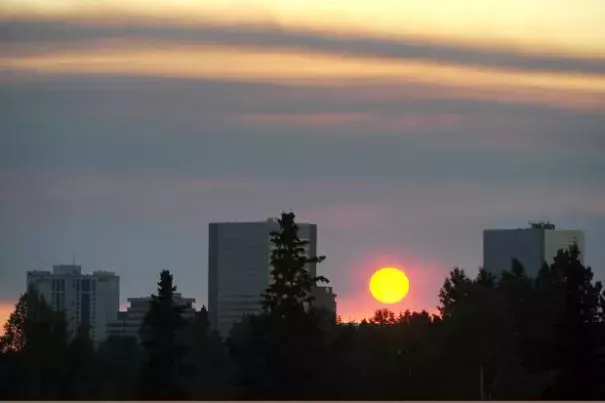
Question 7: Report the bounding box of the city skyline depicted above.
[1,218,596,330]
[2,0,605,326]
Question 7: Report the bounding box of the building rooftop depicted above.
[53,264,82,275]
[484,222,581,232]
[92,270,118,277]
[27,270,51,275]
[27,266,117,277]
[209,218,314,225]
[529,221,556,230]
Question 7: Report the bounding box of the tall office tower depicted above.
[483,222,585,278]
[26,264,120,343]
[208,218,336,337]
[106,293,196,340]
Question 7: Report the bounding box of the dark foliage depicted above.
[137,269,189,400]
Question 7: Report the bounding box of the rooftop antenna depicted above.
[72,253,76,266]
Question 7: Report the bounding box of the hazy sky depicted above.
[1,0,604,323]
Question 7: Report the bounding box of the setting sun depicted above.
[369,267,410,304]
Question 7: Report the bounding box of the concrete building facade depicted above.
[106,293,196,340]
[208,218,336,337]
[26,264,120,343]
[483,222,585,277]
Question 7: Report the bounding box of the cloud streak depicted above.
[2,75,604,184]
[2,43,604,114]
[3,20,605,75]
[3,14,605,114]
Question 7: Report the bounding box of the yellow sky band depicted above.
[2,0,605,57]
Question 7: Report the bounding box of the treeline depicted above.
[1,212,605,400]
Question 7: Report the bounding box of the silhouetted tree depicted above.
[324,321,371,399]
[437,268,516,399]
[95,336,141,400]
[261,212,328,317]
[438,267,473,319]
[181,306,235,399]
[231,212,332,399]
[370,308,397,326]
[394,310,443,399]
[63,324,96,398]
[0,287,69,399]
[542,245,604,399]
[137,270,188,400]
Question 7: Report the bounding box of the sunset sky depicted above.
[1,0,604,324]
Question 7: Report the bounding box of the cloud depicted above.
[2,75,604,182]
[234,112,464,131]
[3,43,603,98]
[3,20,605,75]
[3,18,605,116]
[2,44,603,116]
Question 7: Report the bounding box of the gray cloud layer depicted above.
[2,19,605,75]
[2,76,604,182]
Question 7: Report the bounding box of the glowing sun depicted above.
[369,267,410,304]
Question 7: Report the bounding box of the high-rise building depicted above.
[483,222,585,277]
[26,264,119,343]
[106,293,196,340]
[208,218,336,337]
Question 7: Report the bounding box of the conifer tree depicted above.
[261,212,328,318]
[138,270,188,400]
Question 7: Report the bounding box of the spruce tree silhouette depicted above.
[138,270,188,400]
[231,212,331,399]
[261,212,328,317]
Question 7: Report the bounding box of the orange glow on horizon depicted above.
[0,303,14,334]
